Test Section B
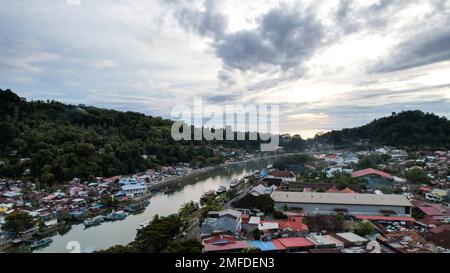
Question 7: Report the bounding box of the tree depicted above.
[252,228,261,240]
[133,214,183,253]
[3,211,35,234]
[406,167,429,184]
[354,221,374,237]
[254,195,274,214]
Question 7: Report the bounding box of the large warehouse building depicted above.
[273,192,413,216]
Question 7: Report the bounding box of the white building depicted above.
[272,192,413,216]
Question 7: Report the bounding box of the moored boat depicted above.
[106,211,128,221]
[137,220,151,231]
[200,190,216,202]
[83,216,105,227]
[229,179,240,188]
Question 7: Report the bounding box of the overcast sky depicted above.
[1,0,450,138]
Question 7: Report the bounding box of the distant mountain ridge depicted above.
[313,110,450,149]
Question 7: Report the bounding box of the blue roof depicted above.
[249,240,278,251]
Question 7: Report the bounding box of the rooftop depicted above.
[272,192,412,207]
[276,237,316,248]
[352,168,393,180]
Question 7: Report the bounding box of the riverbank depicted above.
[31,159,273,253]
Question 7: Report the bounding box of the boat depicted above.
[106,211,128,221]
[29,238,53,250]
[83,216,105,227]
[229,179,240,188]
[216,185,227,194]
[137,220,152,231]
[124,200,149,213]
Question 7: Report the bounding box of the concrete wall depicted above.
[274,202,410,216]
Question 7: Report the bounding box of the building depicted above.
[352,168,394,189]
[266,170,296,182]
[272,192,413,216]
[275,237,316,252]
[120,183,147,198]
[202,235,250,253]
[201,209,242,238]
[334,232,369,247]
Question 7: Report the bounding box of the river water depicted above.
[35,159,272,253]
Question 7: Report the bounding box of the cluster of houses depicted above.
[198,148,450,253]
[0,163,197,251]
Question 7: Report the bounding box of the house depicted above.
[417,204,450,222]
[323,154,343,164]
[352,168,394,189]
[308,235,345,249]
[334,232,369,247]
[275,237,316,252]
[377,231,433,253]
[352,168,393,180]
[233,184,276,210]
[258,216,309,237]
[249,239,286,252]
[202,235,250,253]
[201,209,242,238]
[266,170,296,182]
[273,192,413,216]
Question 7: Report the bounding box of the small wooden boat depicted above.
[84,216,105,227]
[200,190,216,201]
[106,211,128,221]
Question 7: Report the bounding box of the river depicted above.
[34,159,273,253]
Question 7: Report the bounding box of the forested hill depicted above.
[313,111,450,149]
[0,89,289,186]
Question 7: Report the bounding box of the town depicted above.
[1,146,449,253]
[196,148,450,253]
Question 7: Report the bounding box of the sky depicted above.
[1,0,450,138]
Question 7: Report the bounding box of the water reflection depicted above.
[35,159,271,253]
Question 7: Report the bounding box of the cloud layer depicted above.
[0,0,449,138]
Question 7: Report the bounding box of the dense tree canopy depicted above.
[0,89,303,185]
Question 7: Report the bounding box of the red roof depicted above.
[325,154,337,159]
[262,216,309,232]
[202,235,238,244]
[355,215,416,222]
[276,237,315,248]
[241,214,250,224]
[430,224,450,234]
[418,205,445,216]
[352,168,393,180]
[327,185,340,193]
[418,186,433,192]
[271,239,287,250]
[203,240,250,252]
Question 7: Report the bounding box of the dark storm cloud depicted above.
[166,1,325,73]
[216,7,324,71]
